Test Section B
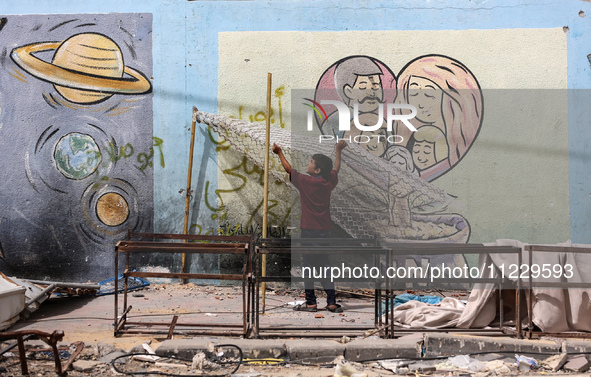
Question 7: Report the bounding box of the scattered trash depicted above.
[132,343,159,362]
[315,313,324,318]
[333,355,367,377]
[338,335,351,344]
[39,349,71,359]
[111,344,243,376]
[379,359,409,374]
[408,362,436,373]
[515,354,538,371]
[287,300,305,306]
[191,352,206,370]
[386,293,444,310]
[0,330,84,375]
[2,273,100,324]
[0,273,26,330]
[133,354,160,362]
[448,355,487,372]
[205,313,217,317]
[97,272,149,296]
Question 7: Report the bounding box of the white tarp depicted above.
[0,272,26,330]
[393,240,591,332]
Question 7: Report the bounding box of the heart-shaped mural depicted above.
[313,54,483,182]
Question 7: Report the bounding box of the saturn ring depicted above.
[11,42,152,94]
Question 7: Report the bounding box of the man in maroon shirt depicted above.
[272,140,347,313]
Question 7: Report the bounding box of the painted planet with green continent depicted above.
[54,133,101,180]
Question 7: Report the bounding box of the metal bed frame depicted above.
[113,232,254,337]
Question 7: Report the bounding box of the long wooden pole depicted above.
[261,73,272,312]
[181,107,198,283]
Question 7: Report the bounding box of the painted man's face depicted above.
[407,76,443,124]
[412,141,437,170]
[344,74,383,113]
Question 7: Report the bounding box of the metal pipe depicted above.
[23,280,100,290]
[261,72,272,313]
[114,246,119,337]
[25,283,56,307]
[181,107,198,283]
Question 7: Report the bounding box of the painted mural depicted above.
[203,53,482,250]
[215,28,570,246]
[314,54,482,182]
[308,54,482,244]
[0,14,154,281]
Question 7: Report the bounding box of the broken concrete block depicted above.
[541,353,568,371]
[94,342,125,358]
[564,355,589,372]
[72,360,101,372]
[99,350,128,364]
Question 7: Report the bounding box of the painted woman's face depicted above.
[407,76,443,124]
[412,141,437,170]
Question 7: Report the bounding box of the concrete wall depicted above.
[0,0,589,282]
[0,12,154,281]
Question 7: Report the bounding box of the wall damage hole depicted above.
[563,26,570,33]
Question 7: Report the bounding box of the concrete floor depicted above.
[8,283,378,349]
[4,283,591,377]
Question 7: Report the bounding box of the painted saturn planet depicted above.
[11,32,152,104]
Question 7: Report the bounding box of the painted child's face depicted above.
[390,153,409,170]
[412,141,437,170]
[408,76,443,124]
[361,128,387,157]
[347,113,387,157]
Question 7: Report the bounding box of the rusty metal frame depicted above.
[0,330,84,375]
[377,243,522,339]
[252,240,522,339]
[114,232,254,337]
[252,237,386,338]
[520,244,591,339]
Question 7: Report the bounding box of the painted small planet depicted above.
[54,132,101,180]
[96,192,129,226]
[11,32,152,104]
